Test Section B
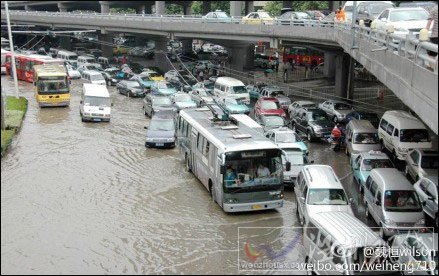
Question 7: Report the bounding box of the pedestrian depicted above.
[275,58,280,74]
[335,7,346,23]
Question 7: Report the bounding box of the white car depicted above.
[318,100,353,123]
[66,64,81,79]
[373,7,430,40]
[413,176,438,227]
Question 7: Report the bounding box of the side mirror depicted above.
[375,199,381,206]
[220,165,226,175]
[286,161,291,172]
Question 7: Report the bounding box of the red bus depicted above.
[5,53,65,83]
[282,46,324,66]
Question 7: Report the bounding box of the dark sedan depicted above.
[116,80,145,97]
[144,110,176,148]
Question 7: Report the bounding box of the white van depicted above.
[81,70,106,86]
[304,211,386,275]
[57,50,78,67]
[77,55,96,68]
[345,120,380,159]
[378,111,432,161]
[229,114,264,134]
[80,83,111,122]
[213,77,250,105]
[363,168,425,239]
[295,165,354,226]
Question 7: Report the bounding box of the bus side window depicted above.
[204,140,210,157]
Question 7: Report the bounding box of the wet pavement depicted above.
[1,75,384,274]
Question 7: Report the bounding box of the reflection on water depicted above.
[36,106,71,125]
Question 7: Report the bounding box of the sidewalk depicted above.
[1,96,28,156]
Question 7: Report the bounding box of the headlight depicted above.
[146,137,155,142]
[225,198,238,204]
[415,219,425,226]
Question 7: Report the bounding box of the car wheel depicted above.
[365,203,371,219]
[307,131,313,142]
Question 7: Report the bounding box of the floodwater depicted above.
[1,76,363,274]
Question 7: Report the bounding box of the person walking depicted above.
[335,7,346,23]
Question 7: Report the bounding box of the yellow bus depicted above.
[34,64,70,107]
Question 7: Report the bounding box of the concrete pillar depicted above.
[145,4,152,14]
[155,1,165,16]
[244,44,255,69]
[154,37,171,73]
[136,5,145,14]
[323,52,336,78]
[202,1,210,15]
[24,5,34,11]
[100,33,113,58]
[181,39,193,54]
[60,36,71,50]
[57,3,68,12]
[283,1,292,9]
[245,1,254,14]
[230,44,253,72]
[230,1,243,17]
[183,2,193,15]
[329,1,341,12]
[334,53,350,99]
[99,1,110,14]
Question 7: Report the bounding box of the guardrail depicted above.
[2,10,438,74]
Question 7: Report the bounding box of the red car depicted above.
[254,97,286,119]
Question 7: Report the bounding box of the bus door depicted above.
[190,128,198,175]
[213,148,223,206]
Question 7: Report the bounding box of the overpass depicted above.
[1,10,437,134]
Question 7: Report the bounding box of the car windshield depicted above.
[230,85,248,94]
[283,150,304,165]
[389,10,429,22]
[275,132,300,143]
[261,101,280,109]
[265,116,284,127]
[310,111,329,121]
[224,98,239,105]
[400,129,430,142]
[353,133,379,144]
[152,97,172,106]
[361,159,393,171]
[175,94,192,102]
[334,103,351,110]
[296,12,311,19]
[270,91,285,97]
[216,12,229,18]
[127,82,142,89]
[90,74,104,81]
[87,65,100,70]
[149,119,174,131]
[384,190,422,212]
[421,155,439,169]
[84,96,110,106]
[259,12,271,18]
[359,113,379,121]
[368,3,394,15]
[307,189,349,205]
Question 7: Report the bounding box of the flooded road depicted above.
[1,76,364,274]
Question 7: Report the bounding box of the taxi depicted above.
[242,10,274,25]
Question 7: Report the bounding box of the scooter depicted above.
[328,134,346,152]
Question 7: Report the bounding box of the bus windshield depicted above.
[37,77,69,94]
[224,149,282,192]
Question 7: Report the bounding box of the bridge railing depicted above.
[3,10,438,73]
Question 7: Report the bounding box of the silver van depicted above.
[345,120,380,158]
[364,168,425,239]
[295,165,354,226]
[304,211,386,275]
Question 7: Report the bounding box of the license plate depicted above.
[93,118,101,122]
[156,143,164,147]
[252,204,262,210]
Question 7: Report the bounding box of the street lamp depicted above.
[5,1,20,99]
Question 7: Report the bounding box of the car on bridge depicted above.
[277,11,313,26]
[355,1,394,27]
[318,100,353,123]
[373,7,430,40]
[202,10,232,23]
[242,10,274,25]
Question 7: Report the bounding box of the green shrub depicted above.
[6,96,28,112]
[1,130,14,153]
[5,110,24,129]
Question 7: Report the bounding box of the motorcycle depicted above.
[328,134,346,152]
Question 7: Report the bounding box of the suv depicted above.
[254,54,276,69]
[259,86,291,113]
[292,108,334,142]
[288,100,317,120]
[318,100,353,123]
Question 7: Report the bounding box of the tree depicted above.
[191,1,230,15]
[166,4,183,15]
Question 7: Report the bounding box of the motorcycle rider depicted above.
[331,123,345,144]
